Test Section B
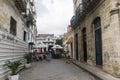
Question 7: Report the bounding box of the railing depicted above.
[0,30,28,80]
[84,0,101,12]
[70,4,83,29]
[13,0,27,13]
[75,4,83,18]
[70,16,78,29]
[70,0,101,29]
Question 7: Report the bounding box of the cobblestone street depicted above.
[20,59,100,80]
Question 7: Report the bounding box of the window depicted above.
[23,31,27,41]
[10,17,17,36]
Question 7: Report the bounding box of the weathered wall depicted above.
[0,0,26,39]
[73,0,120,76]
[0,0,28,79]
[0,31,28,80]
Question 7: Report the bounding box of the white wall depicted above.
[0,0,26,40]
[0,0,29,79]
[0,30,28,80]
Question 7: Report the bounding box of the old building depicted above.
[27,0,37,53]
[36,34,56,52]
[71,0,120,76]
[63,25,74,58]
[0,0,36,79]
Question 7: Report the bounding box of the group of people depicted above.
[32,50,45,61]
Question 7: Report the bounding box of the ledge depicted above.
[72,60,120,80]
[110,8,119,16]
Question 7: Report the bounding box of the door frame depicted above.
[75,33,79,60]
[82,28,87,62]
[93,17,103,66]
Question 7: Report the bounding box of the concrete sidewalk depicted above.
[72,60,120,80]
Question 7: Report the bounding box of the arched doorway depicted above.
[93,17,103,66]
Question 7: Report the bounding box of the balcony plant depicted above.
[5,60,21,80]
[24,54,32,68]
[26,19,36,28]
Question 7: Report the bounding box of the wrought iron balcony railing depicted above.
[84,0,101,12]
[70,0,102,29]
[70,4,84,29]
[70,16,79,29]
[13,0,27,13]
[75,4,83,19]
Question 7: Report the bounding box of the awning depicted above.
[52,44,63,49]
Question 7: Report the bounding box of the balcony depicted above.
[70,0,101,29]
[84,0,101,13]
[75,4,83,18]
[26,13,36,28]
[70,4,84,29]
[70,16,78,29]
[13,0,27,13]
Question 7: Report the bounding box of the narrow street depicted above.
[20,59,100,80]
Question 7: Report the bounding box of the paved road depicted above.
[20,59,100,80]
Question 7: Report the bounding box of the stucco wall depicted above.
[0,0,25,39]
[0,0,28,79]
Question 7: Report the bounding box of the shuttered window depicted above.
[10,17,17,36]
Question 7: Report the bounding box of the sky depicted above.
[35,0,73,36]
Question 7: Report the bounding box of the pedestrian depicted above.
[38,48,44,60]
[33,50,39,61]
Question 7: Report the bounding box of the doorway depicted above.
[93,17,103,66]
[82,28,87,62]
[70,42,73,58]
[75,34,79,60]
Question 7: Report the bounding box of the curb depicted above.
[72,60,120,80]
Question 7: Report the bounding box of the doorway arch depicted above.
[93,17,103,66]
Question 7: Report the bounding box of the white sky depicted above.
[35,0,73,36]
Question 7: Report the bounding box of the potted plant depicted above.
[45,51,52,61]
[24,54,32,68]
[5,60,21,80]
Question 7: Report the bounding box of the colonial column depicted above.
[108,0,120,75]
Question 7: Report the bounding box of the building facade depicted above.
[36,34,56,52]
[63,25,74,58]
[27,0,37,53]
[0,0,36,79]
[71,0,120,76]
